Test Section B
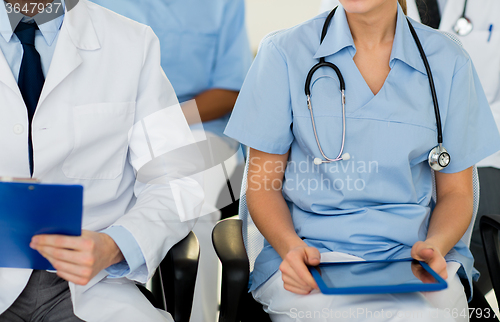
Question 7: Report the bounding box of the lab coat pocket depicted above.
[460,29,500,102]
[63,102,136,180]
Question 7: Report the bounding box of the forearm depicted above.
[247,149,306,259]
[247,188,306,259]
[426,191,473,256]
[181,89,238,124]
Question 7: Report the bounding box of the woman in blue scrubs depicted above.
[225,0,500,321]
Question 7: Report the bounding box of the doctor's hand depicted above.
[411,241,448,281]
[30,230,124,286]
[279,245,320,295]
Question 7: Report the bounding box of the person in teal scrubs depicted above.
[225,0,500,321]
[89,0,252,321]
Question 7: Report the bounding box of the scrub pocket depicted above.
[62,102,135,180]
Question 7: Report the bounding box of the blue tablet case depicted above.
[309,258,448,295]
[0,181,83,270]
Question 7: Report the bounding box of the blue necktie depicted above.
[15,22,45,176]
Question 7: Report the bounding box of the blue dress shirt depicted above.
[225,4,500,297]
[0,1,144,278]
[90,0,252,141]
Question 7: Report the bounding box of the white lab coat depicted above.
[0,0,203,321]
[408,0,500,168]
[320,0,500,168]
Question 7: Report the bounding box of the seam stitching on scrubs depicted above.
[451,58,472,79]
[293,115,437,132]
[267,39,288,63]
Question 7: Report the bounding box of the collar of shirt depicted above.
[313,4,427,75]
[0,0,65,46]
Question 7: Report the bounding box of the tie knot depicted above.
[14,22,39,46]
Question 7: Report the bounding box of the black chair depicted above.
[137,231,200,322]
[480,215,500,311]
[212,219,271,322]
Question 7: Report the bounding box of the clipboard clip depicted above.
[0,177,40,183]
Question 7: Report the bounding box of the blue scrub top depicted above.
[91,0,253,138]
[225,4,500,296]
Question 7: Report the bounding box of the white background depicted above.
[246,0,323,53]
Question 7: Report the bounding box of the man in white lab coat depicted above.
[321,0,500,297]
[0,0,203,321]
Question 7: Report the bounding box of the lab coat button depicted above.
[13,124,24,134]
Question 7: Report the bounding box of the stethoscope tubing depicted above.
[461,0,469,19]
[406,19,444,144]
[305,61,345,95]
[307,90,346,162]
[305,6,448,169]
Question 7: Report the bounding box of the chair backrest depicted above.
[239,158,480,274]
[239,158,264,272]
[151,231,200,322]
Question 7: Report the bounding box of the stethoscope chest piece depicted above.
[428,145,451,171]
[453,17,473,36]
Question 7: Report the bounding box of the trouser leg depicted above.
[0,271,84,322]
[32,270,84,322]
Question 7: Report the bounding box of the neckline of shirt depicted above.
[0,0,66,46]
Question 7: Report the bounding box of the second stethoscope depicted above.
[306,7,451,171]
[453,0,473,36]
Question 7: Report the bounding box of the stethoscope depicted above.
[306,7,451,171]
[453,0,473,36]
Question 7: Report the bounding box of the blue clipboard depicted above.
[309,258,447,295]
[0,181,83,270]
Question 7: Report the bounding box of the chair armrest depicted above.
[213,219,250,322]
[480,214,500,309]
[152,231,200,322]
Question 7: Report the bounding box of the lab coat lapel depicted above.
[0,49,22,101]
[37,0,100,108]
[407,0,421,23]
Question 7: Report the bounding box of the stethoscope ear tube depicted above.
[304,61,345,96]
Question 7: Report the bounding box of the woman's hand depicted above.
[279,245,321,295]
[411,240,448,280]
